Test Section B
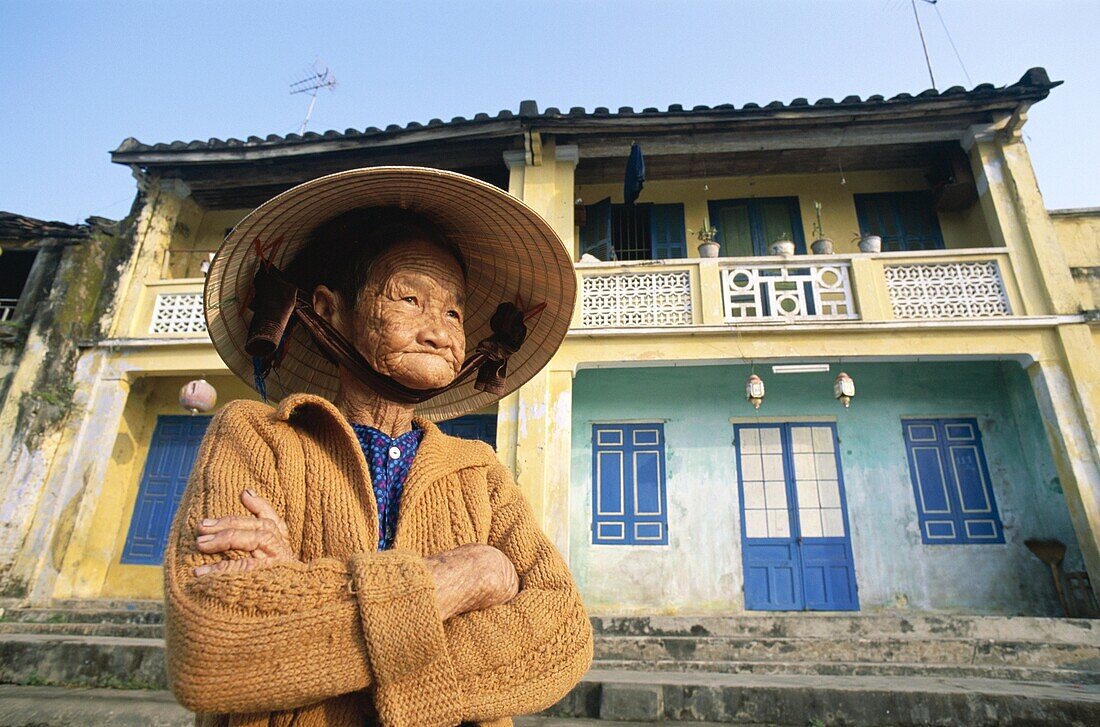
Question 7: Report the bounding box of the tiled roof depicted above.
[113,68,1059,159]
[0,212,90,241]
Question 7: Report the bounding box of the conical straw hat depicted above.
[204,166,576,421]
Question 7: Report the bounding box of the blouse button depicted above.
[388,446,401,460]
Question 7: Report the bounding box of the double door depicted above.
[734,423,859,611]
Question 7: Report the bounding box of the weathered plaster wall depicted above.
[1051,210,1100,312]
[575,169,993,261]
[0,217,135,597]
[54,375,257,600]
[569,361,1079,616]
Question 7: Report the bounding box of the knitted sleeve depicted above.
[371,458,594,725]
[163,403,447,716]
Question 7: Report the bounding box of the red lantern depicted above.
[180,378,217,414]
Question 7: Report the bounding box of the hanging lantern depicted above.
[180,378,217,414]
[834,371,855,408]
[746,374,765,410]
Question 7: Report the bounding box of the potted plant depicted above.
[852,231,883,253]
[694,221,721,258]
[768,232,796,256]
[810,200,833,254]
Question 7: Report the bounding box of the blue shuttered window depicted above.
[903,418,1004,544]
[121,415,212,565]
[437,414,497,448]
[592,424,668,545]
[854,192,944,251]
[581,200,686,261]
[708,197,806,257]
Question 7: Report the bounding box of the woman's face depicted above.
[315,238,467,390]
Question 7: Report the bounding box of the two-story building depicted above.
[4,68,1099,619]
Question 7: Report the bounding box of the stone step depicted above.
[0,604,164,625]
[593,657,1100,684]
[549,668,1100,725]
[0,621,164,638]
[0,687,689,727]
[595,634,1100,670]
[0,634,168,690]
[592,614,1100,645]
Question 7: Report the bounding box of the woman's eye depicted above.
[402,296,418,305]
[447,310,462,320]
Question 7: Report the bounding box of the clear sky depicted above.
[1,0,1097,224]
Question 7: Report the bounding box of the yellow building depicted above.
[3,68,1099,617]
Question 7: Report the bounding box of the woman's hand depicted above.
[193,489,297,576]
[424,543,519,621]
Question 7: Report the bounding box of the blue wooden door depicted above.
[121,415,211,565]
[437,414,497,448]
[735,423,859,611]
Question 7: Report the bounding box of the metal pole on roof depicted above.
[290,60,338,135]
[911,0,937,91]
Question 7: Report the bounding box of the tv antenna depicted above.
[290,60,337,134]
[911,0,937,91]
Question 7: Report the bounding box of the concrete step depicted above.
[0,633,168,690]
[548,668,1100,725]
[0,604,163,625]
[595,634,1100,670]
[0,621,164,638]
[592,614,1100,645]
[0,687,698,727]
[593,657,1100,684]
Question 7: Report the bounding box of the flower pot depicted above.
[858,235,882,253]
[697,240,721,258]
[811,237,834,255]
[769,239,796,256]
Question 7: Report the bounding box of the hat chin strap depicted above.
[244,263,527,403]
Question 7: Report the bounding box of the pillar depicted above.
[501,139,579,558]
[1029,328,1100,600]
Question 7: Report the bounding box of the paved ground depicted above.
[0,686,740,727]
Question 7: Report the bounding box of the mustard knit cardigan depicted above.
[164,393,593,727]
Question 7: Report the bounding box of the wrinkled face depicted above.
[317,238,467,390]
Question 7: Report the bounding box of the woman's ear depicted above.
[312,285,348,333]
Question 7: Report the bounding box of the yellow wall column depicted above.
[109,178,199,338]
[1029,328,1100,599]
[965,130,1077,316]
[502,139,578,556]
[9,353,133,603]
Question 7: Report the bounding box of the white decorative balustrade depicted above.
[720,262,857,322]
[884,260,1011,319]
[581,269,693,327]
[149,291,207,334]
[137,251,1020,340]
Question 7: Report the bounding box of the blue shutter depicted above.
[592,424,668,545]
[855,192,944,252]
[437,414,497,449]
[582,198,614,260]
[903,418,1003,544]
[649,204,686,259]
[121,415,212,565]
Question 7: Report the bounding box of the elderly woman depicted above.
[164,168,592,727]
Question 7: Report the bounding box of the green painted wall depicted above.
[569,361,1079,616]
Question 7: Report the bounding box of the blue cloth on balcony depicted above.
[624,142,645,205]
[350,422,424,550]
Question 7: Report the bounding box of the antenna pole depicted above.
[290,60,337,134]
[911,0,936,90]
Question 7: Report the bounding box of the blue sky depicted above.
[1,0,1097,223]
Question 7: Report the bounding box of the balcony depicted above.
[573,248,1022,330]
[125,249,1023,341]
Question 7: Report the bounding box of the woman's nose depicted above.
[418,313,452,349]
